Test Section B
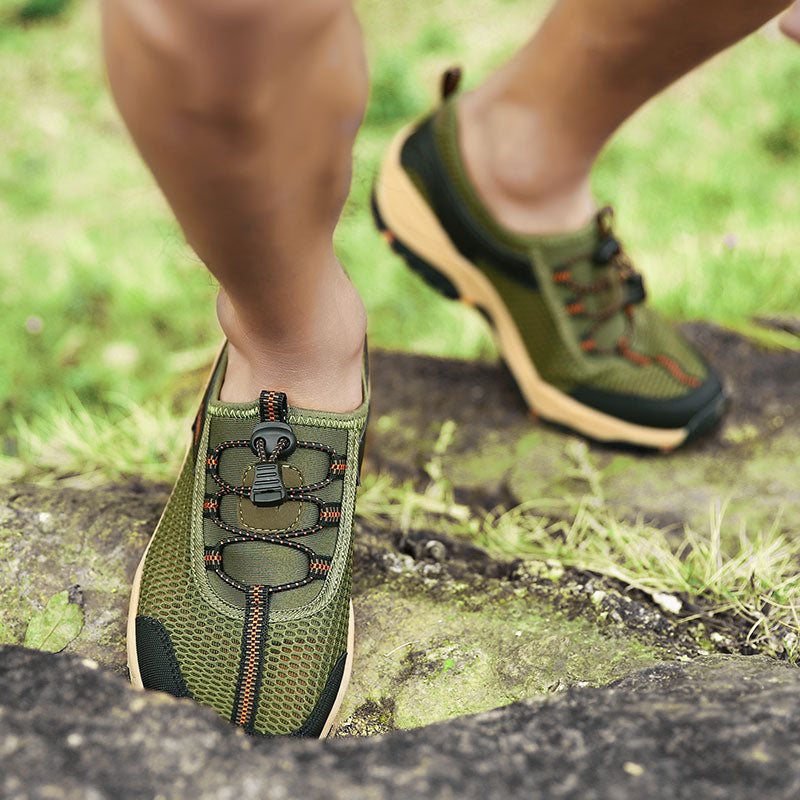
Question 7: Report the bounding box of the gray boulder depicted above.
[1,646,799,799]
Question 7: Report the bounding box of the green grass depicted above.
[360,473,800,661]
[0,0,72,23]
[2,1,800,480]
[357,428,800,662]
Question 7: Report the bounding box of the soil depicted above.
[365,322,800,536]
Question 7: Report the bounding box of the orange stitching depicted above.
[655,355,701,388]
[310,558,331,574]
[619,338,652,367]
[236,588,265,727]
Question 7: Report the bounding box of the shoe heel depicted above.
[371,192,461,302]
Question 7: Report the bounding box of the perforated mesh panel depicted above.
[138,452,241,721]
[253,547,351,735]
[631,306,707,377]
[481,261,707,400]
[137,412,358,735]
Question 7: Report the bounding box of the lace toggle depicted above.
[250,421,297,458]
[249,421,297,507]
[250,462,285,506]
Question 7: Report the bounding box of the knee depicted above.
[109,0,364,133]
[116,0,356,63]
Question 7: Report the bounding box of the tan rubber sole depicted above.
[374,125,689,451]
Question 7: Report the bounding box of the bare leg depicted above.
[460,0,791,234]
[101,0,368,410]
[781,2,800,41]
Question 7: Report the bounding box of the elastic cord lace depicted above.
[203,434,344,596]
[590,251,638,348]
[553,227,644,355]
[553,229,702,387]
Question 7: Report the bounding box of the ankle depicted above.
[216,270,366,412]
[457,91,597,235]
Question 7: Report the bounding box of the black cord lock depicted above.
[249,421,297,459]
[249,421,297,506]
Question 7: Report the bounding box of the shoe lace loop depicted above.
[552,206,647,354]
[252,435,290,463]
[202,390,344,596]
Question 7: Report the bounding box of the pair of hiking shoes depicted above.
[128,70,727,736]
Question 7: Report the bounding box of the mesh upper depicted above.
[136,382,365,736]
[479,260,706,399]
[253,548,351,733]
[404,102,711,401]
[138,451,241,722]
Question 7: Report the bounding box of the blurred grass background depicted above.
[1,0,799,480]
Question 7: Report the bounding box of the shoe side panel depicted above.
[137,454,242,721]
[400,116,537,288]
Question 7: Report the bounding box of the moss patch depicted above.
[0,482,167,671]
[335,583,668,734]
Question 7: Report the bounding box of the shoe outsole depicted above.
[371,126,727,451]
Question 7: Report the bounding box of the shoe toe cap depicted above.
[569,367,727,436]
[134,615,191,698]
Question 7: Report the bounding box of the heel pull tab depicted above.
[440,66,463,101]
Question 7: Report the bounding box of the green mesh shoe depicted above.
[372,69,727,450]
[127,344,369,737]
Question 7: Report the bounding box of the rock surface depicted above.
[0,322,796,732]
[0,480,688,731]
[2,646,799,800]
[0,480,166,667]
[339,521,687,733]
